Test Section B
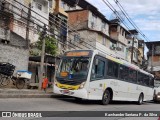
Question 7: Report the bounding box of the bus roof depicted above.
[64,50,153,77]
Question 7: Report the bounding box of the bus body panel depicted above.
[128,82,140,101]
[53,50,155,103]
[87,78,154,101]
[53,84,88,99]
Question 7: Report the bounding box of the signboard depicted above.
[65,51,91,57]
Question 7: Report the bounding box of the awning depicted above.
[29,55,60,64]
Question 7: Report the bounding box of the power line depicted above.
[11,0,96,50]
[102,0,132,31]
[13,0,97,49]
[1,1,91,50]
[113,0,150,42]
[10,0,115,57]
[1,0,114,57]
[0,3,82,51]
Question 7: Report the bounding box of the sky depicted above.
[86,0,160,42]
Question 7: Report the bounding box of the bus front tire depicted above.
[137,93,143,105]
[102,89,111,105]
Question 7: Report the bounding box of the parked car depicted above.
[153,84,160,102]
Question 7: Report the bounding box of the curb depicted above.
[0,94,59,98]
[0,88,66,98]
[0,94,71,98]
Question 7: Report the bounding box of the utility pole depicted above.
[151,43,154,72]
[39,24,47,90]
[131,36,135,63]
[26,3,31,49]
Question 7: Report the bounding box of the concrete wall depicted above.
[31,0,49,27]
[9,31,27,47]
[68,30,96,50]
[12,20,39,43]
[128,38,139,48]
[117,26,128,46]
[110,25,128,46]
[148,56,160,67]
[88,11,109,36]
[0,44,29,75]
[68,10,89,29]
[138,47,144,65]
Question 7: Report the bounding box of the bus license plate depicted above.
[62,90,70,94]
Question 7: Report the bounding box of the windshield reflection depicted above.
[56,57,90,80]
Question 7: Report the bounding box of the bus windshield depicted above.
[56,57,91,81]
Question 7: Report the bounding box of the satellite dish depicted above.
[110,11,125,23]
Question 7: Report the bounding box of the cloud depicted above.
[86,0,160,41]
[134,19,160,31]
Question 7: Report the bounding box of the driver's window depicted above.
[91,57,105,81]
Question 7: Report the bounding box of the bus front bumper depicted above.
[53,85,88,99]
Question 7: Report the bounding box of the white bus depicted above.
[53,50,154,105]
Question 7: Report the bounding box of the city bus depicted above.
[53,50,154,105]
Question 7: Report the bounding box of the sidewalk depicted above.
[0,88,62,98]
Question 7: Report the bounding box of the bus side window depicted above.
[107,60,118,78]
[149,76,154,87]
[143,75,149,86]
[119,65,129,81]
[128,69,137,83]
[138,72,143,85]
[91,57,105,80]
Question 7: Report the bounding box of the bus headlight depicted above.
[79,82,85,89]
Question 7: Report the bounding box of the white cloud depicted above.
[86,0,160,41]
[134,19,160,31]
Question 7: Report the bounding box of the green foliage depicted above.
[36,36,58,56]
[29,49,40,56]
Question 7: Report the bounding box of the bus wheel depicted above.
[102,89,110,105]
[137,94,143,105]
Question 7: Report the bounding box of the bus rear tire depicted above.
[102,89,110,105]
[137,93,143,105]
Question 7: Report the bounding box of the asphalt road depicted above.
[0,97,159,120]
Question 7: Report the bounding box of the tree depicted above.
[36,35,58,56]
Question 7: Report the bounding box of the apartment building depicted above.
[138,40,145,67]
[0,0,29,73]
[56,0,119,57]
[146,41,160,79]
[5,0,49,43]
[49,0,68,54]
[109,19,131,60]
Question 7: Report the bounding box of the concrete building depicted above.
[55,0,120,58]
[109,19,131,60]
[31,0,49,27]
[126,30,139,64]
[138,40,145,67]
[146,41,160,80]
[49,0,68,54]
[3,0,49,43]
[0,0,29,74]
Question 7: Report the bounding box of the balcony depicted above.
[147,51,160,56]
